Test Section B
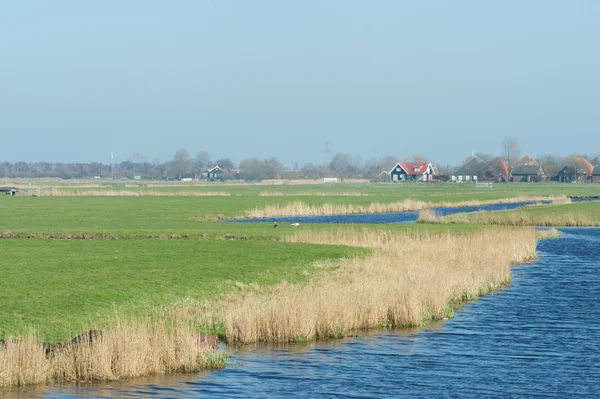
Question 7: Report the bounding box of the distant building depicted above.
[552,157,594,183]
[378,170,391,182]
[451,156,500,182]
[389,162,436,182]
[511,165,547,182]
[206,165,224,181]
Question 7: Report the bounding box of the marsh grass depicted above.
[246,196,570,218]
[222,227,537,343]
[0,315,225,389]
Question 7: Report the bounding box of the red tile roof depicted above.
[515,155,539,166]
[490,158,509,177]
[399,163,430,175]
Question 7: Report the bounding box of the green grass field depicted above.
[2,182,599,342]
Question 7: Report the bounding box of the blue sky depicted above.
[1,1,598,166]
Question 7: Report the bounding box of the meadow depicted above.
[1,181,599,387]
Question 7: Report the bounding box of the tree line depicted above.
[1,139,598,181]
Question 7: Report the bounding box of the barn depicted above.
[451,156,500,182]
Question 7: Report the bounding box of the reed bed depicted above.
[223,227,537,343]
[0,315,224,389]
[246,196,569,218]
[53,190,230,197]
[536,227,562,239]
[258,192,370,197]
[439,210,600,227]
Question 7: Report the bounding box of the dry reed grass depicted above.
[246,196,569,218]
[441,210,599,227]
[222,227,537,343]
[53,190,230,197]
[536,227,562,239]
[0,315,224,389]
[258,192,370,197]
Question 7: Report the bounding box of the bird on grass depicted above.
[273,222,278,229]
[290,222,300,227]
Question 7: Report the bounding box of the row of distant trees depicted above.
[2,139,598,181]
[0,148,427,181]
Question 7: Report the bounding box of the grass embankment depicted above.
[419,201,600,227]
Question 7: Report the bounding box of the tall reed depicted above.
[440,210,599,227]
[246,196,569,218]
[223,227,537,343]
[0,315,224,389]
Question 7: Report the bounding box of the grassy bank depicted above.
[0,239,365,343]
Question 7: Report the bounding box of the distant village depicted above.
[380,154,600,184]
[2,150,600,184]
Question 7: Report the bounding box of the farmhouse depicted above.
[511,164,547,182]
[206,165,224,181]
[389,162,435,182]
[551,157,594,183]
[452,156,500,182]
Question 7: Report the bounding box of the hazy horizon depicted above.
[2,1,599,166]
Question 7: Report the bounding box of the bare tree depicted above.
[170,149,192,179]
[502,137,521,176]
[409,154,429,163]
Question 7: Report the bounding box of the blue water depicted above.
[230,201,542,224]
[10,228,600,398]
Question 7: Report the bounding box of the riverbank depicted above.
[0,184,593,389]
[1,226,537,389]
